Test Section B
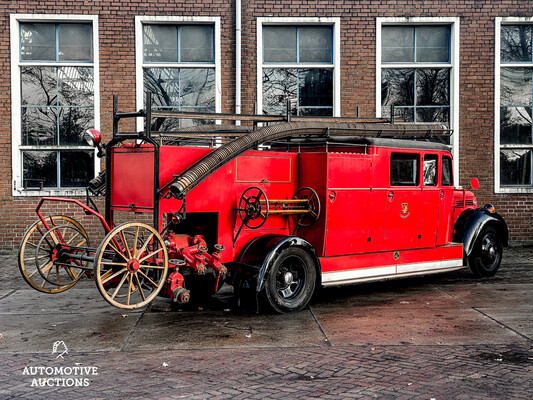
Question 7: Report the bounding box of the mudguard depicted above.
[228,234,320,312]
[453,207,509,256]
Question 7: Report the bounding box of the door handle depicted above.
[387,191,394,201]
[440,190,445,199]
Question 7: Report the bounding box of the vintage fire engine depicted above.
[18,95,509,312]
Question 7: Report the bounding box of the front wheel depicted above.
[261,247,316,313]
[468,226,503,277]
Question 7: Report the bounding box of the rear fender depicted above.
[453,208,509,256]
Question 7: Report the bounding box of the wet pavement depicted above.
[0,247,532,399]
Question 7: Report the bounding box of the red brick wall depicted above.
[1,0,532,249]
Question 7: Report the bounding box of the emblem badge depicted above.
[400,203,410,218]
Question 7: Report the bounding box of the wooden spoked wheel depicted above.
[292,187,321,228]
[18,216,88,293]
[35,225,89,287]
[94,222,168,309]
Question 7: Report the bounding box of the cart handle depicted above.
[36,197,112,234]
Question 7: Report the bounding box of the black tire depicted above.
[262,247,316,313]
[468,226,503,277]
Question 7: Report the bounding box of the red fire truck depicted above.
[18,96,508,313]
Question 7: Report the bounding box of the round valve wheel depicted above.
[18,216,88,293]
[93,222,168,310]
[238,186,269,229]
[292,187,321,228]
[35,225,89,287]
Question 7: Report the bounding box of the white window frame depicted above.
[495,17,533,193]
[376,17,460,185]
[257,17,341,117]
[135,16,221,131]
[10,14,100,197]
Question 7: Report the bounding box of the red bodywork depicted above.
[109,141,475,287]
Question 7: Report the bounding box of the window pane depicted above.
[391,153,420,186]
[442,156,453,186]
[180,25,214,62]
[416,26,450,63]
[299,107,333,116]
[262,68,297,107]
[423,155,438,186]
[264,26,297,63]
[299,69,333,107]
[180,68,215,107]
[20,23,55,61]
[500,149,531,185]
[58,23,93,61]
[381,69,415,106]
[58,67,94,106]
[500,107,532,144]
[23,151,57,188]
[382,106,414,122]
[299,26,332,63]
[416,107,449,123]
[501,25,532,63]
[178,107,215,128]
[59,107,94,145]
[416,69,450,106]
[21,107,57,146]
[144,25,178,63]
[500,68,532,106]
[21,67,57,106]
[144,68,180,107]
[60,151,94,187]
[150,107,181,132]
[382,26,414,63]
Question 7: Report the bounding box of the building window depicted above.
[137,18,219,130]
[497,21,533,190]
[258,18,340,117]
[380,25,451,123]
[11,16,99,193]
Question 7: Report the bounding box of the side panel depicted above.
[324,153,373,256]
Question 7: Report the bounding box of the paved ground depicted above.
[0,246,531,399]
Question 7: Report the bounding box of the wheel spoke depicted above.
[101,267,127,284]
[132,225,140,258]
[126,274,132,306]
[66,232,81,245]
[111,272,129,300]
[39,261,54,275]
[138,247,163,264]
[101,261,128,268]
[119,230,132,259]
[134,273,146,301]
[137,269,159,288]
[136,233,154,259]
[107,241,130,263]
[138,263,166,270]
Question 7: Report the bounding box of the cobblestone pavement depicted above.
[0,247,532,399]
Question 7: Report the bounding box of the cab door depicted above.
[436,155,455,245]
[383,152,422,251]
[419,154,440,248]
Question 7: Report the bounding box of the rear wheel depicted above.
[468,226,503,277]
[262,247,316,313]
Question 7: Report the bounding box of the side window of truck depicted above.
[423,154,438,186]
[390,153,420,186]
[441,155,453,186]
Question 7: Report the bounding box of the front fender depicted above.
[453,208,509,256]
[237,234,321,292]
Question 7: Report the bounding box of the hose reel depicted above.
[233,186,321,244]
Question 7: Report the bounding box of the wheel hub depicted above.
[127,258,140,272]
[283,271,294,285]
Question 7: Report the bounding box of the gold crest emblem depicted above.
[401,203,409,215]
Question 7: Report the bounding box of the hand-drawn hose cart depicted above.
[18,94,508,312]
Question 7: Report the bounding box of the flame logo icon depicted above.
[52,341,68,359]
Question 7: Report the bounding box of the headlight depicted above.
[84,129,102,147]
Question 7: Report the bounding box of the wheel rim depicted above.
[35,225,89,286]
[18,216,87,293]
[94,223,168,309]
[480,232,500,269]
[275,256,306,300]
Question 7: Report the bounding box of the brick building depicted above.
[1,0,532,249]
